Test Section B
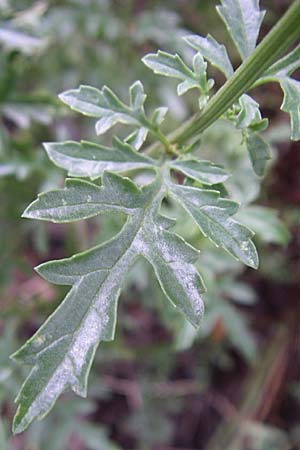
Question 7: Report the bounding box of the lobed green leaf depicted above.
[168,181,258,268]
[230,94,270,175]
[44,137,157,179]
[59,81,166,142]
[13,173,207,433]
[236,94,262,129]
[184,34,233,79]
[216,0,265,61]
[279,77,300,141]
[22,172,144,222]
[169,159,228,185]
[142,50,212,97]
[246,132,271,177]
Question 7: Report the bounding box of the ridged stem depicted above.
[174,0,300,146]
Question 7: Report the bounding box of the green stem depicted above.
[171,0,300,146]
[141,116,174,154]
[153,128,172,152]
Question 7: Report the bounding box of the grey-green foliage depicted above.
[44,137,157,179]
[13,147,258,433]
[258,44,300,140]
[182,1,299,172]
[182,36,271,175]
[152,7,271,176]
[12,0,298,435]
[216,0,265,61]
[184,34,233,79]
[142,50,214,108]
[59,81,168,149]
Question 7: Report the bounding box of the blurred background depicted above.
[0,1,300,449]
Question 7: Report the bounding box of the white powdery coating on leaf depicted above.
[170,261,204,318]
[47,148,152,178]
[19,357,75,430]
[69,308,103,373]
[217,0,264,60]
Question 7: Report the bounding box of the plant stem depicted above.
[143,0,300,158]
[174,0,300,146]
[142,116,173,153]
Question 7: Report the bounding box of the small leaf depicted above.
[125,127,148,150]
[143,50,194,81]
[228,94,269,175]
[44,137,157,179]
[129,80,146,110]
[246,132,271,176]
[142,50,211,97]
[236,94,262,129]
[151,107,168,127]
[169,159,228,185]
[168,182,258,268]
[184,34,234,78]
[256,52,300,140]
[59,81,165,137]
[279,77,300,141]
[216,0,265,61]
[59,85,123,118]
[248,119,269,133]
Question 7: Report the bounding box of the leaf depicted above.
[22,173,144,222]
[12,172,205,433]
[256,50,300,141]
[142,50,212,96]
[167,181,258,268]
[218,302,256,360]
[223,281,257,305]
[184,34,234,79]
[279,77,300,141]
[246,132,271,176]
[236,94,262,129]
[151,106,168,127]
[59,81,164,140]
[125,127,148,150]
[236,206,290,245]
[229,94,269,175]
[260,43,300,79]
[44,137,157,179]
[216,0,265,61]
[169,159,228,185]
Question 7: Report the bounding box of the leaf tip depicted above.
[141,53,152,66]
[58,90,70,105]
[12,404,29,435]
[9,350,19,363]
[42,141,53,156]
[21,208,31,219]
[34,262,47,279]
[245,244,259,270]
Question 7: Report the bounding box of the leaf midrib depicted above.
[169,187,249,257]
[25,185,165,379]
